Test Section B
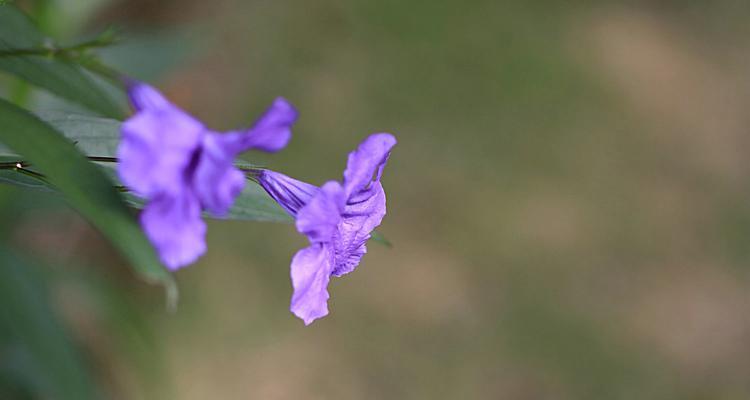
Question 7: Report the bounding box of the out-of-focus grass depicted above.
[4,0,750,398]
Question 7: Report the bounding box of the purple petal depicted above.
[290,244,334,325]
[256,170,318,216]
[296,181,345,243]
[332,182,387,276]
[118,107,204,198]
[126,81,172,111]
[342,133,397,198]
[239,97,297,152]
[193,133,247,216]
[141,192,207,270]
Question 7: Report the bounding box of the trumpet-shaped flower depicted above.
[118,81,297,270]
[256,133,396,324]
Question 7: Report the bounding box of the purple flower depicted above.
[118,81,297,270]
[256,133,396,324]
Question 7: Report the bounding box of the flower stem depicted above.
[0,157,117,189]
[88,156,118,163]
[0,30,119,59]
[0,29,126,88]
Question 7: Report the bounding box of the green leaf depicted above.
[0,156,53,191]
[0,5,125,119]
[0,129,291,225]
[0,111,389,242]
[0,99,176,305]
[38,111,121,156]
[0,112,120,158]
[227,183,293,222]
[0,248,96,399]
[0,5,40,48]
[7,113,293,222]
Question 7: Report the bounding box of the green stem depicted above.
[0,33,119,59]
[0,157,260,191]
[0,161,51,185]
[0,31,125,87]
[0,159,116,191]
[0,48,53,57]
[0,161,29,169]
[88,156,118,163]
[15,166,48,182]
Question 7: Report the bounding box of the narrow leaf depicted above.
[39,111,120,156]
[0,99,176,305]
[29,113,292,221]
[0,112,389,242]
[0,5,124,118]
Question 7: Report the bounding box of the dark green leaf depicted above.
[6,113,293,221]
[0,5,40,47]
[39,111,120,156]
[0,111,389,242]
[0,99,176,305]
[0,5,125,118]
[227,183,292,222]
[0,170,50,191]
[0,156,53,191]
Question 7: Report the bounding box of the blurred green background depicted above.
[4,0,750,398]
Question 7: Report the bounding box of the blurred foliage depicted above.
[0,248,96,399]
[3,0,750,399]
[0,6,125,118]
